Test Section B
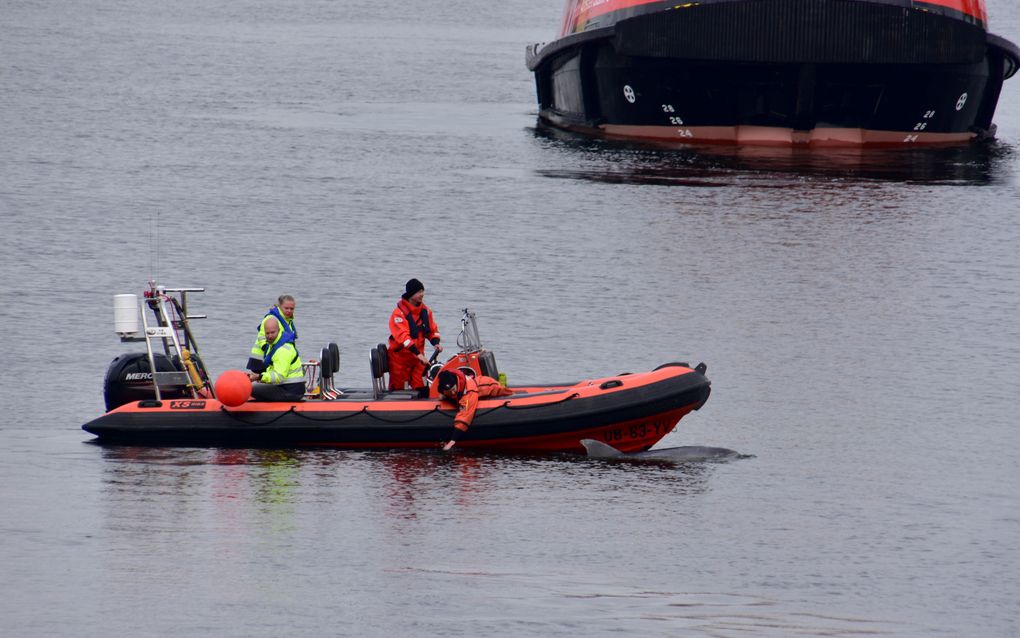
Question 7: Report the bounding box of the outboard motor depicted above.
[102,352,189,411]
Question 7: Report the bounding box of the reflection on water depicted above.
[533,124,1013,185]
[66,440,915,637]
[96,445,723,511]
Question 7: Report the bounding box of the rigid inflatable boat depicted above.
[526,0,1019,146]
[82,283,711,452]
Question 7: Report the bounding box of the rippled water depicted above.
[3,1,1020,636]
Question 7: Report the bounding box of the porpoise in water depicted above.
[580,439,743,462]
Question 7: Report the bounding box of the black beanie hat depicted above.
[437,370,458,393]
[402,278,425,300]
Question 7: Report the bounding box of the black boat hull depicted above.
[527,0,1019,146]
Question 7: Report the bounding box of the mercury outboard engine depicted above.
[102,352,190,411]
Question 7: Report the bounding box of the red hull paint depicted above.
[560,0,661,36]
[915,0,986,24]
[599,124,976,147]
[301,406,697,453]
[559,0,990,36]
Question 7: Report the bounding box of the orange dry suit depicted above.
[387,298,440,390]
[442,370,513,444]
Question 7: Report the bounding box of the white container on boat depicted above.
[113,294,139,335]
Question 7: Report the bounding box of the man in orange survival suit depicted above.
[437,369,513,450]
[387,278,442,392]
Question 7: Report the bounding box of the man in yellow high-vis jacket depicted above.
[247,295,297,373]
[246,316,304,401]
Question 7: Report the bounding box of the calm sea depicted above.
[2,1,1019,636]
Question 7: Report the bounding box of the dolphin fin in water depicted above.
[580,439,630,458]
[580,439,743,462]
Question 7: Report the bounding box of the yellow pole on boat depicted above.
[181,348,204,389]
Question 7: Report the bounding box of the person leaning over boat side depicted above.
[387,278,442,392]
[246,294,297,373]
[246,316,305,401]
[437,369,513,451]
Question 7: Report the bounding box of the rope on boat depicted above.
[289,406,371,423]
[360,404,446,424]
[219,405,296,426]
[366,391,583,424]
[218,392,580,426]
[289,404,446,424]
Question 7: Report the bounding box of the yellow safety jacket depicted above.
[250,308,297,360]
[259,333,304,385]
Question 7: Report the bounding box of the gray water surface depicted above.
[3,1,1020,636]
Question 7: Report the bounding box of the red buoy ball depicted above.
[215,370,252,407]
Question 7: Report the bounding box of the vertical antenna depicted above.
[149,210,160,283]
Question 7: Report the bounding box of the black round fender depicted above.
[328,342,340,374]
[319,347,333,380]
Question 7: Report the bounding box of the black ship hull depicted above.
[527,0,1019,146]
